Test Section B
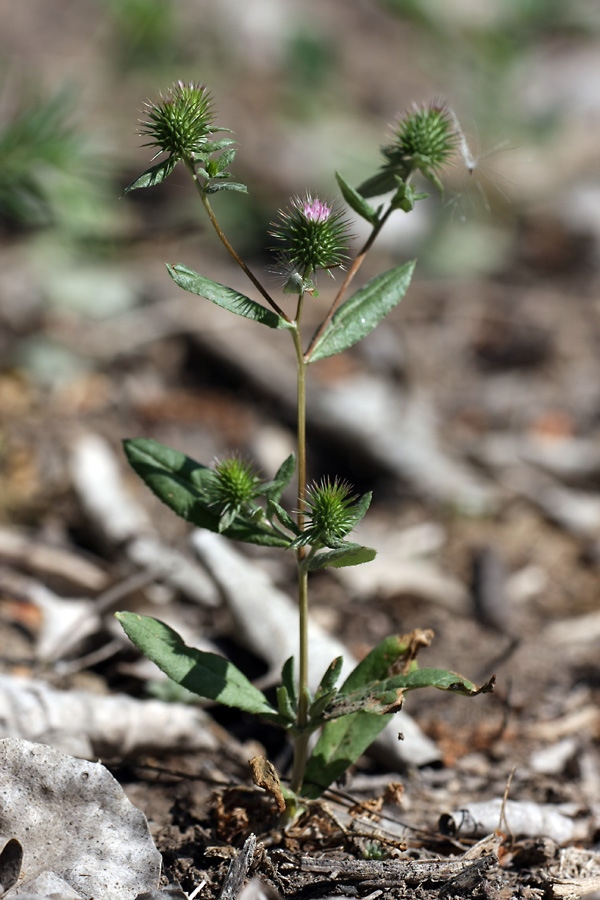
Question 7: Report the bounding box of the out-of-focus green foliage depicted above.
[104,0,178,68]
[0,86,114,237]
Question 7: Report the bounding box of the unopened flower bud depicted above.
[304,478,358,546]
[384,101,458,177]
[139,81,216,161]
[209,455,263,531]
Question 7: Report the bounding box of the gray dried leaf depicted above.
[0,674,219,759]
[443,799,589,843]
[0,739,161,900]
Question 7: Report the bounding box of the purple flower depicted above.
[302,198,331,223]
[269,193,352,286]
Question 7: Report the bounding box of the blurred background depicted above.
[1,0,600,748]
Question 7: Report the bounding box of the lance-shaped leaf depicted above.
[214,147,237,172]
[321,684,404,719]
[322,665,495,720]
[205,181,248,194]
[276,686,296,724]
[116,613,280,719]
[122,157,178,194]
[167,264,291,329]
[307,260,416,363]
[308,656,344,720]
[335,171,380,225]
[357,167,408,199]
[267,499,299,536]
[316,656,344,697]
[280,656,297,713]
[123,438,290,548]
[307,543,376,571]
[384,667,496,696]
[196,137,236,155]
[263,453,296,503]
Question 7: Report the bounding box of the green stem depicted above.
[303,206,392,362]
[183,159,292,323]
[290,292,310,795]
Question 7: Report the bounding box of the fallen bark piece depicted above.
[334,521,468,613]
[549,846,600,900]
[530,738,579,775]
[219,834,256,900]
[191,530,441,767]
[312,379,497,514]
[544,611,600,649]
[0,673,219,759]
[302,832,500,886]
[442,799,588,843]
[0,738,161,900]
[0,527,108,593]
[551,875,600,899]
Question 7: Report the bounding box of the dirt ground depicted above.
[0,2,599,899]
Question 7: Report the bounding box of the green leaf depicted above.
[308,656,343,720]
[302,711,392,799]
[276,685,296,723]
[322,684,404,718]
[322,666,495,719]
[205,181,248,194]
[302,633,493,798]
[123,438,290,548]
[316,656,344,697]
[267,499,299,536]
[122,157,177,194]
[197,138,237,154]
[336,171,380,225]
[307,260,416,363]
[385,668,496,697]
[357,168,407,199]
[263,453,296,503]
[215,148,237,172]
[280,656,297,713]
[338,634,415,695]
[167,264,290,329]
[302,635,412,796]
[116,612,279,719]
[307,543,376,571]
[344,491,372,531]
[309,689,339,721]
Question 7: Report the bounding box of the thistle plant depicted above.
[116,84,493,814]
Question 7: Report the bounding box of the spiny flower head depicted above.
[270,193,352,287]
[139,81,216,160]
[304,477,359,546]
[208,455,263,532]
[383,101,458,175]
